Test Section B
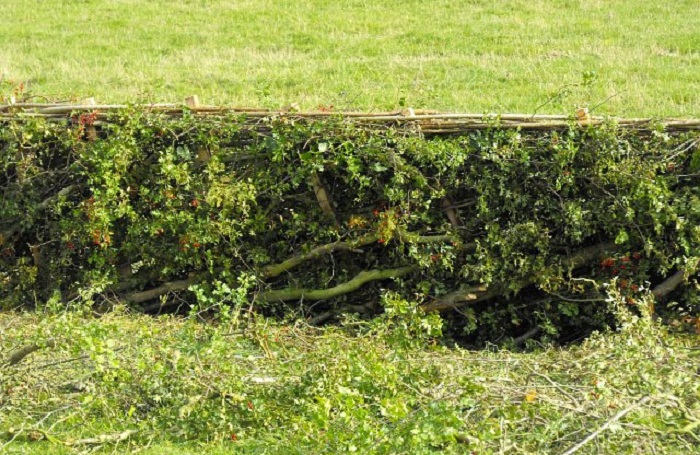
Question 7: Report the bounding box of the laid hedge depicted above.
[1,110,698,343]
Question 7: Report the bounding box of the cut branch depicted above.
[4,339,56,366]
[124,275,200,304]
[258,266,417,303]
[441,197,463,228]
[307,304,373,325]
[422,242,617,313]
[394,227,466,246]
[309,172,337,222]
[262,233,380,278]
[262,228,469,279]
[420,286,501,313]
[562,242,617,270]
[652,268,692,299]
[67,429,138,446]
[513,327,541,346]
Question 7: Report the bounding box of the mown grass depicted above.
[2,297,699,454]
[1,0,700,116]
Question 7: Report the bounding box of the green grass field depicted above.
[2,1,700,453]
[2,0,700,115]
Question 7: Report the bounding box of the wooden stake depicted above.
[309,172,337,223]
[185,95,200,109]
[83,97,98,141]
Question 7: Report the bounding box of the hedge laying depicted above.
[1,109,698,342]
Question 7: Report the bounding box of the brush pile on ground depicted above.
[1,304,699,453]
[1,108,699,342]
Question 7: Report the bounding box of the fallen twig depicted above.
[560,396,651,455]
[67,429,138,446]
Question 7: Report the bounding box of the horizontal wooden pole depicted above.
[1,103,699,132]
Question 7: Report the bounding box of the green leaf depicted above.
[615,230,629,245]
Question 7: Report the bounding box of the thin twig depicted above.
[547,291,607,303]
[560,396,651,455]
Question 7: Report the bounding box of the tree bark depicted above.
[4,339,56,366]
[124,275,200,304]
[258,266,417,303]
[652,267,697,299]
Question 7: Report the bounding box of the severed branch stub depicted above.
[652,267,695,299]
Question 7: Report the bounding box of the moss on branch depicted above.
[262,233,380,278]
[261,228,469,279]
[258,266,417,303]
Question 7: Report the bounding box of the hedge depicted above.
[1,109,698,343]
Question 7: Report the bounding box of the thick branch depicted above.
[422,242,617,313]
[124,275,200,304]
[652,269,690,299]
[309,172,337,222]
[513,327,541,346]
[441,197,462,228]
[262,233,380,278]
[562,242,617,269]
[4,339,56,366]
[262,228,469,279]
[258,266,417,303]
[420,286,501,313]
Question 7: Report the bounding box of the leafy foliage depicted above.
[0,111,698,343]
[1,294,699,453]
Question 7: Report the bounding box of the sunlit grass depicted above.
[2,309,698,453]
[1,0,699,115]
